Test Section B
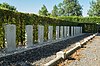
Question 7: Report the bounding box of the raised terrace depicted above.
[0,1,100,65]
[0,24,96,66]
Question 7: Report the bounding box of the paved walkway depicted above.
[61,34,100,66]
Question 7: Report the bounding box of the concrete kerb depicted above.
[44,57,62,66]
[44,33,97,66]
[81,33,97,46]
[44,34,85,66]
[92,33,97,37]
[76,42,81,47]
[65,43,81,57]
[56,51,66,59]
[44,42,81,66]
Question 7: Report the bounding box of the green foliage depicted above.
[0,9,98,48]
[0,9,79,48]
[88,0,100,16]
[57,3,64,16]
[0,2,17,11]
[51,5,58,17]
[38,5,49,16]
[57,0,82,16]
[57,16,100,23]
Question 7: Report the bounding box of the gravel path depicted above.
[32,34,91,66]
[60,33,100,66]
[0,34,91,66]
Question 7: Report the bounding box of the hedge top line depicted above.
[0,9,99,26]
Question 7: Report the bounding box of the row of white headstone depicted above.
[4,24,82,52]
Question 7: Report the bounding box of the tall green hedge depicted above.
[0,9,98,48]
[57,16,98,33]
[57,16,100,23]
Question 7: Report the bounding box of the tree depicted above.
[51,5,58,17]
[38,5,49,16]
[88,0,100,16]
[0,2,17,11]
[57,0,82,16]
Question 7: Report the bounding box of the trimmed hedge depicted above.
[57,16,98,33]
[0,9,98,48]
[57,16,100,23]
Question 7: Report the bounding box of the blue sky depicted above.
[0,0,95,16]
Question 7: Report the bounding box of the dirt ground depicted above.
[58,34,100,66]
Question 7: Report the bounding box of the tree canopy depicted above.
[88,0,100,16]
[39,0,82,17]
[38,5,49,16]
[0,2,17,11]
[57,0,82,16]
[51,5,58,17]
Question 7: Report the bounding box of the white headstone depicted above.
[25,25,33,47]
[76,27,77,35]
[80,27,82,33]
[75,27,77,35]
[78,27,80,34]
[77,27,79,34]
[5,24,16,52]
[38,25,44,44]
[74,26,76,36]
[71,26,74,36]
[79,27,80,34]
[48,26,53,42]
[56,26,59,40]
[42,26,44,42]
[76,27,78,35]
[66,26,70,37]
[64,26,67,38]
[60,26,63,39]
